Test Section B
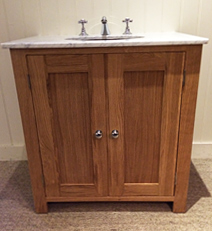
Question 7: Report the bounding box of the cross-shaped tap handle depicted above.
[122,17,133,34]
[122,17,133,23]
[78,19,88,36]
[78,19,88,25]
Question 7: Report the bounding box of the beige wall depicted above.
[0,0,212,160]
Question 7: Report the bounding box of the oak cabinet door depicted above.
[27,54,108,198]
[107,52,185,196]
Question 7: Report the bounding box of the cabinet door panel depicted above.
[49,73,93,184]
[107,52,185,196]
[124,71,163,184]
[28,54,108,197]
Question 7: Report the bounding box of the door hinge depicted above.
[27,74,31,89]
[182,70,186,87]
[174,173,177,186]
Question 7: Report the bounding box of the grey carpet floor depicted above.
[0,159,211,231]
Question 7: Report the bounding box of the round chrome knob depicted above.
[111,130,119,139]
[95,130,103,139]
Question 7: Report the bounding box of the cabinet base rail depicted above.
[46,196,175,202]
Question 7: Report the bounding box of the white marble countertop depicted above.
[1,32,209,49]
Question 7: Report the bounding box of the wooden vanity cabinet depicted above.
[10,45,202,213]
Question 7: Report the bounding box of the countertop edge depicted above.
[1,32,209,49]
[1,40,209,49]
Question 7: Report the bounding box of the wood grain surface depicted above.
[158,52,185,196]
[173,45,202,213]
[11,51,48,213]
[28,54,108,198]
[124,71,163,184]
[107,52,185,197]
[28,56,60,197]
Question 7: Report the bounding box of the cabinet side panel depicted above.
[173,45,203,213]
[28,56,60,197]
[10,50,47,213]
[124,71,164,183]
[159,52,185,196]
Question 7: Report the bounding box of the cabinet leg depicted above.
[172,200,187,213]
[34,201,48,213]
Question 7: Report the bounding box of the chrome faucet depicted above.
[101,16,110,35]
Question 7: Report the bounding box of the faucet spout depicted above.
[101,16,110,35]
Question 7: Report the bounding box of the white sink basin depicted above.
[66,34,144,41]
